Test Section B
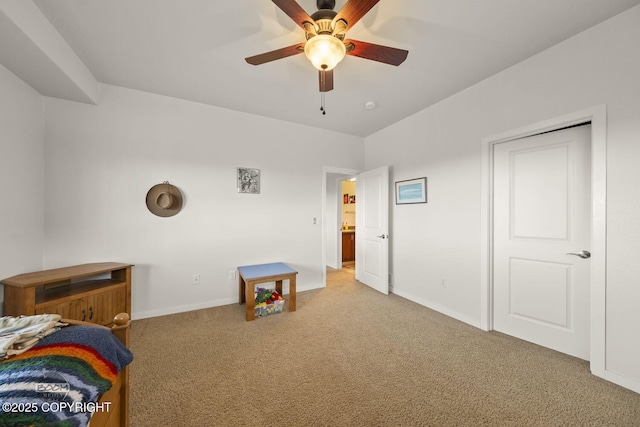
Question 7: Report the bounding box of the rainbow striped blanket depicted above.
[0,325,133,427]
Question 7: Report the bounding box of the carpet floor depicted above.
[129,268,640,426]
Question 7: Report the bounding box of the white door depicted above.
[356,166,389,294]
[493,125,591,360]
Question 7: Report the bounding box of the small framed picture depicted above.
[343,194,349,204]
[349,195,356,204]
[237,167,260,194]
[395,177,427,204]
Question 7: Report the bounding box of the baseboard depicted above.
[133,283,324,320]
[391,289,481,329]
[133,297,238,320]
[604,369,640,394]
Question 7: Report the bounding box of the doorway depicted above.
[341,178,357,272]
[480,106,607,377]
[322,166,390,295]
[322,167,360,287]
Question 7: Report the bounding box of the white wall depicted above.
[365,6,640,389]
[43,84,363,319]
[0,64,44,313]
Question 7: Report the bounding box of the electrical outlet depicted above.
[192,274,200,285]
[441,278,446,287]
[229,270,237,280]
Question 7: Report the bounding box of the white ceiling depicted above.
[6,0,640,136]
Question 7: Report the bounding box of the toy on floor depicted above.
[254,288,285,317]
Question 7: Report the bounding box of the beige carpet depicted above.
[342,261,355,271]
[129,268,640,426]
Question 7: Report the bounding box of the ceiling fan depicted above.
[245,0,409,95]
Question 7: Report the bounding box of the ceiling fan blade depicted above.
[245,43,305,65]
[272,0,315,30]
[333,0,380,30]
[319,69,334,92]
[344,39,408,66]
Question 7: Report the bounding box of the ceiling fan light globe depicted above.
[304,34,346,71]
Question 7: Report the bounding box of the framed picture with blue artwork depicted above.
[395,177,427,204]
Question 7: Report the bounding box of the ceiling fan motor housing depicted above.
[310,11,337,30]
[312,0,338,30]
[312,17,336,35]
[316,0,336,10]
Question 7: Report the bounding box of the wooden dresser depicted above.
[1,262,132,326]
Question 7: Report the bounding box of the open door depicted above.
[355,166,389,294]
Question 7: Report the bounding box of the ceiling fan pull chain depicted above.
[320,92,326,115]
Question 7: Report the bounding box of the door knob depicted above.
[566,250,591,259]
[376,234,388,239]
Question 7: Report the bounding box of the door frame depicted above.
[322,166,360,287]
[480,105,607,378]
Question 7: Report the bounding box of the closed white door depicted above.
[356,166,389,294]
[493,125,591,360]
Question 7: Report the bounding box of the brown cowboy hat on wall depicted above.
[146,181,183,217]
